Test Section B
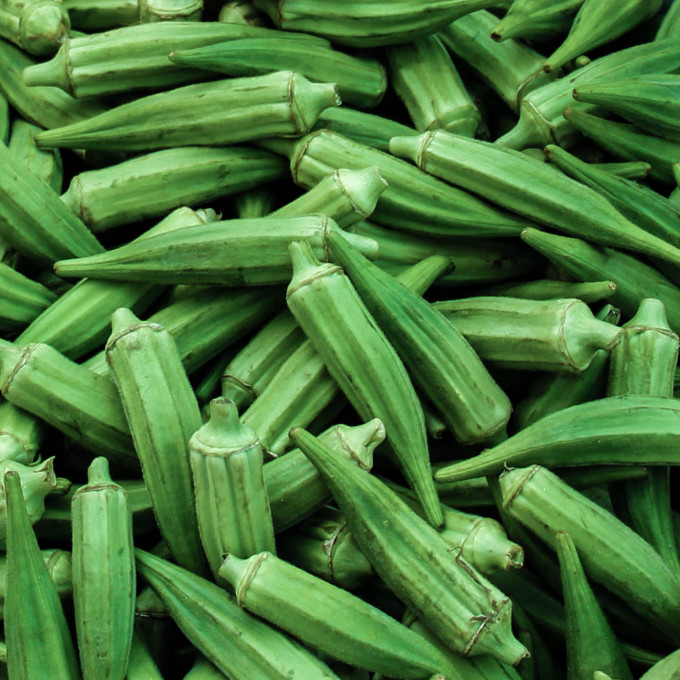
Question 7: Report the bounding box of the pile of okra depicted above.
[2,0,680,677]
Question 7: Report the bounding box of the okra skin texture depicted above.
[639,648,680,679]
[595,160,651,179]
[4,470,80,680]
[0,340,135,464]
[290,427,528,666]
[500,465,680,642]
[0,0,70,56]
[544,0,664,73]
[490,0,585,42]
[482,279,616,303]
[0,261,57,332]
[521,227,680,335]
[391,129,680,268]
[105,308,206,574]
[386,34,480,137]
[253,0,500,47]
[438,9,555,113]
[264,419,383,533]
[328,231,511,444]
[0,400,42,464]
[435,396,680,483]
[36,71,340,152]
[135,548,341,680]
[555,531,633,680]
[170,37,386,109]
[60,145,288,232]
[0,143,103,268]
[656,0,680,40]
[189,398,276,576]
[55,215,378,286]
[282,129,529,238]
[8,118,63,192]
[286,241,442,528]
[71,457,135,680]
[219,551,453,679]
[434,296,621,373]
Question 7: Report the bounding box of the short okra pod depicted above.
[71,457,135,680]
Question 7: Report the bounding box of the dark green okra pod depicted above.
[286,240,442,527]
[105,308,206,574]
[656,0,680,39]
[290,426,528,666]
[490,0,585,42]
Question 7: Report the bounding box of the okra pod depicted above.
[138,0,202,21]
[0,400,42,464]
[482,279,616,302]
[0,0,70,56]
[490,0,585,42]
[218,0,265,25]
[594,160,651,179]
[0,262,58,332]
[639,648,680,679]
[7,118,63,192]
[656,0,680,40]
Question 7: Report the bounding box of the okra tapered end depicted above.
[335,167,389,221]
[194,397,258,452]
[290,74,342,135]
[109,307,143,339]
[22,43,71,91]
[218,552,266,603]
[490,15,526,43]
[388,133,431,168]
[286,240,340,297]
[21,3,71,57]
[329,418,385,471]
[0,339,24,389]
[84,456,112,487]
[626,298,672,330]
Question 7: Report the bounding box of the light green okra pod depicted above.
[7,118,62,192]
[4,470,80,680]
[482,279,616,303]
[490,0,585,42]
[105,308,206,574]
[71,457,135,680]
[136,548,341,680]
[0,0,70,56]
[386,34,480,136]
[219,550,455,679]
[499,465,680,642]
[594,160,651,179]
[183,655,227,679]
[290,427,528,666]
[286,240,442,527]
[138,0,202,22]
[639,647,680,679]
[36,71,340,152]
[0,400,42,464]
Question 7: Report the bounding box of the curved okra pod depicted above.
[219,550,454,679]
[0,0,70,56]
[555,530,633,680]
[253,0,500,47]
[60,146,287,232]
[278,507,373,588]
[0,262,57,332]
[328,231,511,443]
[386,34,480,136]
[289,427,528,666]
[499,465,680,642]
[189,398,276,576]
[391,129,680,268]
[279,129,529,237]
[490,0,585,42]
[543,0,664,73]
[55,215,378,286]
[71,457,135,680]
[436,396,680,483]
[264,419,383,533]
[170,37,386,109]
[563,107,680,185]
[433,296,621,373]
[135,548,341,680]
[520,227,680,334]
[36,71,340,152]
[4,470,80,680]
[286,241,442,527]
[105,308,206,574]
[438,9,555,113]
[8,119,63,192]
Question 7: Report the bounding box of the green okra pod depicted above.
[0,262,58,332]
[433,296,621,373]
[264,419,384,533]
[8,118,62,192]
[4,470,80,680]
[137,0,202,22]
[36,71,340,152]
[391,129,680,268]
[482,279,616,303]
[189,398,276,576]
[435,396,680,483]
[62,0,139,29]
[0,142,103,268]
[170,37,386,109]
[0,0,70,56]
[253,0,501,47]
[438,9,555,113]
[219,550,455,679]
[290,426,528,666]
[136,548,341,680]
[656,0,680,40]
[286,240,442,527]
[490,0,585,42]
[563,107,680,185]
[386,34,481,137]
[594,160,651,179]
[60,145,288,232]
[328,231,511,444]
[543,0,664,73]
[521,227,680,334]
[574,74,680,142]
[0,340,135,464]
[233,185,277,219]
[0,93,8,145]
[71,457,135,680]
[639,648,680,679]
[555,530,633,680]
[277,129,529,238]
[126,627,164,680]
[218,0,266,25]
[499,465,680,642]
[278,507,373,589]
[105,308,206,574]
[0,401,42,464]
[55,215,378,286]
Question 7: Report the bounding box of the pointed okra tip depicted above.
[110,307,141,335]
[192,397,257,452]
[286,240,339,297]
[86,456,112,486]
[332,418,386,471]
[498,465,542,509]
[335,166,389,218]
[626,298,673,332]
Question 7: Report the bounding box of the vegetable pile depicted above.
[1,0,680,678]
